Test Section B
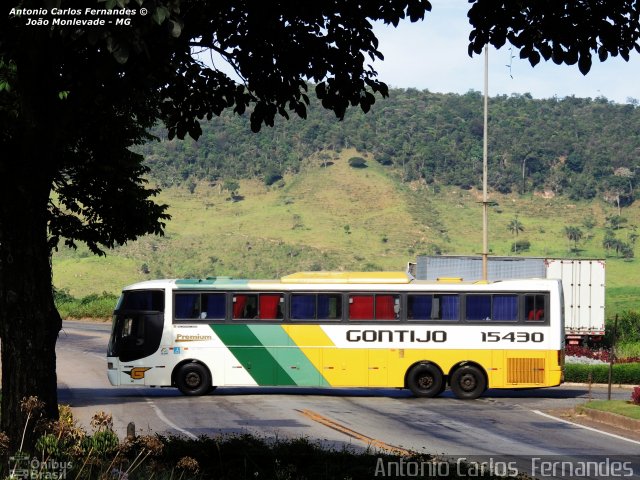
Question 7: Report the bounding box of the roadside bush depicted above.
[510,239,531,252]
[563,345,640,363]
[566,345,610,362]
[6,404,495,480]
[53,287,75,304]
[616,342,640,361]
[604,310,640,346]
[564,362,640,384]
[55,291,119,319]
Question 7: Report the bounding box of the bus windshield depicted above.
[108,290,165,362]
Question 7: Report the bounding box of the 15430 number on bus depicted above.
[481,331,544,343]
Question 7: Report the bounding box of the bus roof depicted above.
[280,271,411,284]
[121,272,558,292]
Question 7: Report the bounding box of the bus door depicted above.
[108,311,164,385]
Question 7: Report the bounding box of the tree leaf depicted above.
[578,52,592,74]
[169,20,182,38]
[152,6,169,25]
[598,46,609,62]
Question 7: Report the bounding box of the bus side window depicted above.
[318,294,341,320]
[492,295,518,322]
[438,294,459,320]
[233,293,283,320]
[349,294,399,320]
[466,295,491,321]
[175,294,200,319]
[202,293,226,320]
[291,294,315,320]
[407,295,432,320]
[349,295,374,320]
[233,294,257,319]
[525,294,546,321]
[291,294,342,321]
[259,294,283,320]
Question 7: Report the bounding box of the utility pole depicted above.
[482,45,489,281]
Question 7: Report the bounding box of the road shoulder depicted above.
[545,408,640,442]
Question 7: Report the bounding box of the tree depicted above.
[507,216,524,252]
[603,229,617,255]
[3,0,640,451]
[606,215,628,231]
[507,217,524,236]
[604,175,634,215]
[468,1,640,76]
[564,226,583,252]
[0,0,431,448]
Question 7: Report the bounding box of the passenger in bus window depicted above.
[528,308,544,321]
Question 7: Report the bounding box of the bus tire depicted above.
[176,363,211,396]
[450,365,486,400]
[406,363,443,398]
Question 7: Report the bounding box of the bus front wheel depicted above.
[406,363,443,398]
[450,365,486,400]
[176,363,212,396]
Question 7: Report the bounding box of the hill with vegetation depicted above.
[138,88,639,208]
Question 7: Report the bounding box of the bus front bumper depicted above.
[107,358,120,386]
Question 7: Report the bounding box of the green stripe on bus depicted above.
[210,324,297,386]
[248,325,329,387]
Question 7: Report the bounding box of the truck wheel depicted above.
[406,363,443,398]
[450,365,486,400]
[176,363,211,396]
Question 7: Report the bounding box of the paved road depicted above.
[57,320,640,477]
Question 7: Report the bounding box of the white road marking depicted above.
[146,399,198,440]
[532,409,640,446]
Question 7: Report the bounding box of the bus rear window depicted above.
[118,290,164,312]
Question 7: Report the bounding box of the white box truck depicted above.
[411,256,606,345]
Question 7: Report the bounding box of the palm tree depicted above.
[507,216,524,252]
[564,225,583,252]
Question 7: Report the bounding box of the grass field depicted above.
[582,400,640,420]
[52,149,640,316]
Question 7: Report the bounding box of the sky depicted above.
[371,0,640,104]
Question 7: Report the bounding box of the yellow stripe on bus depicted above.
[280,271,410,284]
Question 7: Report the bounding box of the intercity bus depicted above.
[107,271,564,399]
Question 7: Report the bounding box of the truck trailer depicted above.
[411,256,605,345]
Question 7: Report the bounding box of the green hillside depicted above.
[139,88,640,206]
[52,148,640,316]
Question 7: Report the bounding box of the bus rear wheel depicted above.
[176,363,211,396]
[407,363,443,398]
[450,365,486,400]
